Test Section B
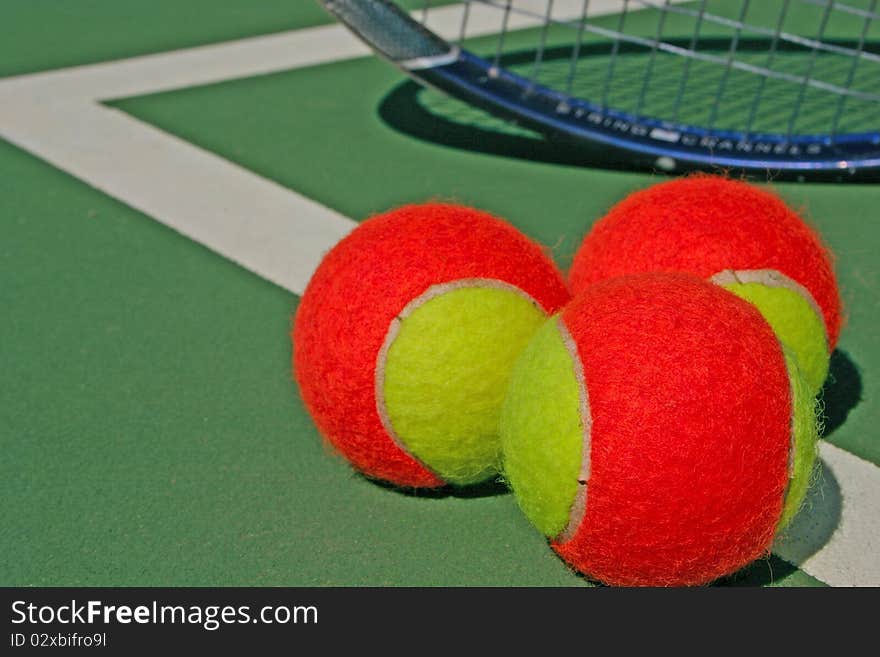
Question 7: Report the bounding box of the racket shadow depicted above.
[378,77,645,174]
[378,39,880,182]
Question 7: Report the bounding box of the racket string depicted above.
[601,0,631,110]
[831,0,878,135]
[673,0,710,125]
[529,0,557,91]
[564,0,591,97]
[457,0,472,45]
[786,0,834,137]
[492,0,514,74]
[745,0,792,135]
[707,0,751,130]
[635,0,671,118]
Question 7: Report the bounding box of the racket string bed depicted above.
[448,0,880,136]
[320,0,880,176]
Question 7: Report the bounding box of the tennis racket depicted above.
[318,0,880,179]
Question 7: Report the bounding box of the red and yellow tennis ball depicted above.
[294,203,570,488]
[501,273,819,586]
[569,175,841,392]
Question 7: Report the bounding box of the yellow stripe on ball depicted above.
[378,280,547,485]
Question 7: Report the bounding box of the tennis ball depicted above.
[294,203,570,488]
[569,175,842,392]
[501,272,819,587]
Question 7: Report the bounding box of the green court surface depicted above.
[2,1,877,587]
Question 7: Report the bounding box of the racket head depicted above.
[320,0,880,179]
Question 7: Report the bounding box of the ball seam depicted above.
[553,317,594,545]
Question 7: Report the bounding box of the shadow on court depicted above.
[821,349,863,438]
[378,76,642,174]
[378,39,880,183]
[769,457,843,574]
[360,473,510,499]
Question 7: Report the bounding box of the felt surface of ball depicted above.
[711,272,830,395]
[568,175,841,391]
[501,273,819,586]
[294,203,570,488]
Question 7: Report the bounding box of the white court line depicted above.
[0,1,877,586]
[0,1,671,295]
[0,1,673,101]
[0,102,355,293]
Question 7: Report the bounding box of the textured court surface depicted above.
[1,1,878,586]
